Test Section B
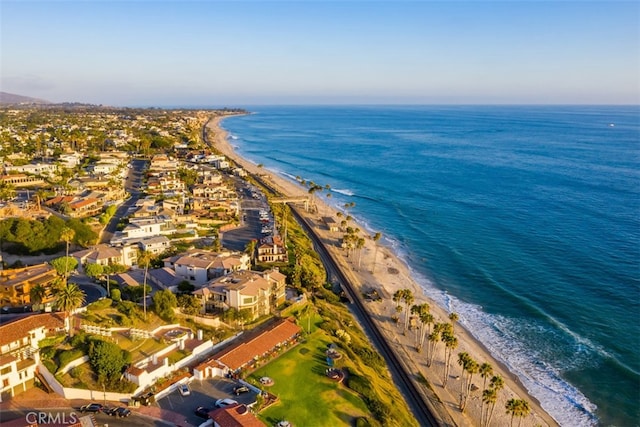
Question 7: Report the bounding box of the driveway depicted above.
[155,378,257,426]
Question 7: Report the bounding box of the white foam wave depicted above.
[403,265,600,426]
[333,188,355,196]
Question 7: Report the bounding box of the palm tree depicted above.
[392,289,403,323]
[355,237,365,271]
[457,352,471,394]
[448,312,459,331]
[490,374,505,392]
[371,232,382,273]
[60,227,75,282]
[402,289,414,334]
[479,362,493,391]
[137,250,153,320]
[461,358,479,411]
[441,325,457,388]
[55,282,85,337]
[427,323,443,367]
[506,398,518,427]
[30,284,47,312]
[482,387,497,427]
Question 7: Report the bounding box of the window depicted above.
[0,366,11,375]
[2,379,8,387]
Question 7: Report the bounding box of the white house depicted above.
[0,314,66,402]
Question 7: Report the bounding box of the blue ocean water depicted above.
[220,105,640,426]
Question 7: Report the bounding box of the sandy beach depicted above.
[207,115,559,427]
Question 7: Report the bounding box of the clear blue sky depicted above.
[1,1,638,106]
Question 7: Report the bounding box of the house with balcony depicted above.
[163,250,250,286]
[0,313,66,402]
[257,235,288,264]
[193,268,286,318]
[0,264,58,310]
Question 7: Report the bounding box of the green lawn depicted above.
[249,325,370,427]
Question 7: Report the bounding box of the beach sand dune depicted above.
[207,115,559,427]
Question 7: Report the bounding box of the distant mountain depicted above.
[0,91,51,105]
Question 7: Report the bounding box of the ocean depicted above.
[219,105,640,426]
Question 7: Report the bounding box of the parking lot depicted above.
[155,377,258,426]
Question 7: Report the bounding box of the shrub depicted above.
[346,373,373,398]
[38,334,66,348]
[70,366,82,379]
[40,346,57,360]
[355,417,371,427]
[110,288,121,302]
[352,346,385,370]
[87,298,112,311]
[42,359,58,374]
[58,349,84,370]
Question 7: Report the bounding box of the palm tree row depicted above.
[389,301,531,426]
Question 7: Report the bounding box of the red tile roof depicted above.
[0,313,65,348]
[208,404,266,427]
[215,318,301,371]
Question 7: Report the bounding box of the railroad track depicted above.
[288,205,445,427]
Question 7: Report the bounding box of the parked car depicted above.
[106,407,131,417]
[80,403,103,413]
[233,385,249,395]
[215,398,238,408]
[194,406,212,419]
[178,384,191,396]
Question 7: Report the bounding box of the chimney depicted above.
[152,354,157,365]
[180,339,185,350]
[197,329,203,340]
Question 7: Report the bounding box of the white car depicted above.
[215,398,238,408]
[178,384,191,396]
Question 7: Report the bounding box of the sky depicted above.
[1,1,639,106]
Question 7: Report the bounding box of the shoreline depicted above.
[207,114,559,427]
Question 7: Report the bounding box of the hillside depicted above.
[0,91,51,105]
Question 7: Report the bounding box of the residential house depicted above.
[163,250,250,286]
[0,264,58,309]
[193,268,286,318]
[256,235,288,264]
[0,174,46,188]
[0,313,66,402]
[72,244,125,271]
[193,318,300,379]
[68,197,101,218]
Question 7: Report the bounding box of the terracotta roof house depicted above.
[208,404,266,427]
[256,235,288,264]
[0,313,66,402]
[194,318,301,379]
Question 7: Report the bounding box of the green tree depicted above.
[371,232,382,273]
[110,288,121,302]
[88,339,131,387]
[482,388,497,427]
[177,280,195,295]
[84,263,104,280]
[50,257,78,277]
[55,282,86,337]
[479,362,493,391]
[401,289,414,333]
[59,227,75,279]
[153,289,177,322]
[30,284,47,311]
[177,294,200,316]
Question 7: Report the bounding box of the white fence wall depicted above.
[57,355,89,376]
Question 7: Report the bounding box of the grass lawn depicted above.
[249,317,370,427]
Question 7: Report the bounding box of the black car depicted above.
[106,407,131,417]
[80,403,104,413]
[194,406,212,419]
[233,385,250,395]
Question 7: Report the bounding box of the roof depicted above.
[0,264,57,287]
[215,318,301,371]
[69,197,99,209]
[208,404,266,427]
[72,244,121,261]
[0,313,65,348]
